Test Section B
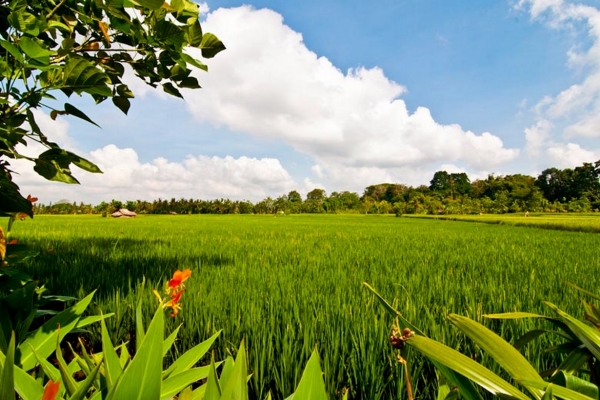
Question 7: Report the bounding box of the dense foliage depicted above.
[34,159,600,215]
[0,0,224,218]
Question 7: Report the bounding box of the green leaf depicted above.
[108,306,164,400]
[199,33,226,58]
[69,359,102,400]
[101,313,123,388]
[0,40,23,63]
[135,298,145,354]
[0,351,43,400]
[62,56,112,97]
[513,330,548,351]
[0,331,15,400]
[18,37,53,64]
[544,301,600,360]
[74,313,115,330]
[162,82,183,98]
[203,353,221,400]
[219,340,248,400]
[362,282,426,336]
[178,77,200,89]
[112,96,131,115]
[160,365,212,400]
[448,314,545,398]
[17,291,95,371]
[550,371,599,399]
[558,346,590,374]
[521,379,595,400]
[64,103,100,127]
[185,21,203,47]
[55,331,79,396]
[162,324,182,357]
[288,349,327,400]
[163,330,220,378]
[483,312,548,319]
[0,174,33,217]
[131,0,164,10]
[406,335,530,399]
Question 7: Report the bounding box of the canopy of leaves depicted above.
[0,0,225,215]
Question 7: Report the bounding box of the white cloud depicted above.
[546,142,600,168]
[13,144,297,203]
[517,0,600,169]
[180,6,518,190]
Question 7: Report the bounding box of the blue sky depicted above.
[14,0,600,203]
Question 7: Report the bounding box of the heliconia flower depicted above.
[168,269,192,289]
[27,194,38,203]
[160,269,192,317]
[42,380,61,400]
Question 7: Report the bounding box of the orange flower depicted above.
[26,194,38,203]
[168,269,191,289]
[161,269,192,318]
[42,380,60,400]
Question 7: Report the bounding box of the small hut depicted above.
[111,209,137,218]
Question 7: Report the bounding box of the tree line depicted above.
[33,160,600,216]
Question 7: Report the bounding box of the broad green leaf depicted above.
[484,312,548,319]
[363,283,482,400]
[108,306,164,400]
[203,353,221,400]
[0,331,15,400]
[199,33,226,58]
[160,365,212,400]
[112,96,130,115]
[62,56,112,97]
[64,103,100,127]
[178,386,193,400]
[448,314,544,399]
[288,349,327,400]
[18,37,53,64]
[550,371,599,398]
[17,291,95,371]
[0,40,23,63]
[162,324,182,357]
[0,351,43,400]
[180,52,207,71]
[521,379,595,400]
[164,330,220,377]
[162,82,183,98]
[74,313,115,330]
[185,21,203,47]
[407,335,530,399]
[544,302,600,360]
[220,340,247,400]
[558,346,590,374]
[119,343,130,369]
[541,384,553,400]
[135,299,145,354]
[513,330,548,351]
[101,313,122,388]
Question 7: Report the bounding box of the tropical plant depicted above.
[0,0,225,216]
[365,282,600,399]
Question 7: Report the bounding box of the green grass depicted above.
[406,212,600,233]
[8,214,600,399]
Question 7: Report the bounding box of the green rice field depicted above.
[9,214,600,399]
[407,212,600,233]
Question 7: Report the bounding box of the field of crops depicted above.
[407,212,600,233]
[10,214,600,399]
